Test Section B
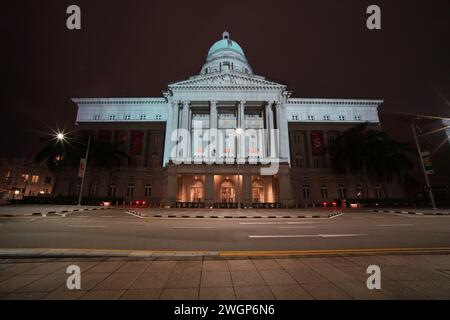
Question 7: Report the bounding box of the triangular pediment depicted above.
[168,72,286,90]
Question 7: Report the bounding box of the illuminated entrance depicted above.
[252,179,265,203]
[190,179,204,202]
[220,180,236,203]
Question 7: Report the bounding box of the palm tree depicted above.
[328,123,413,198]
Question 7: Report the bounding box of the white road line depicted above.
[278,226,317,229]
[240,222,317,225]
[249,234,366,239]
[172,227,216,229]
[377,224,413,227]
[66,225,108,229]
[328,213,344,219]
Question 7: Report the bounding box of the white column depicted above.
[181,101,190,162]
[265,101,273,158]
[210,100,218,161]
[238,100,246,162]
[172,101,180,161]
[277,101,291,164]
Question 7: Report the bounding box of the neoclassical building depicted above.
[61,32,404,207]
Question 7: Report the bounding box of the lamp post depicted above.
[78,133,92,206]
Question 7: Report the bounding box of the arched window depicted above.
[302,185,310,199]
[338,184,346,199]
[252,179,265,203]
[356,184,364,198]
[144,184,152,198]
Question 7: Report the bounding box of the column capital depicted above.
[239,100,246,106]
[210,100,218,106]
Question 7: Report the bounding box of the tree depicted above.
[328,123,413,198]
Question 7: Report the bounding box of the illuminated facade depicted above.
[63,32,404,207]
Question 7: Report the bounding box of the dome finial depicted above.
[222,31,230,40]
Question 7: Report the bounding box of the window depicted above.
[155,114,162,120]
[307,115,314,121]
[124,115,131,120]
[313,157,320,168]
[89,184,97,197]
[292,115,299,121]
[127,184,134,197]
[140,115,146,120]
[144,184,152,197]
[302,185,310,199]
[338,185,347,199]
[339,115,345,121]
[93,114,101,120]
[321,185,328,199]
[356,184,364,198]
[355,115,362,121]
[21,174,29,183]
[109,115,116,120]
[44,177,52,185]
[31,175,39,183]
[323,115,330,121]
[108,184,116,197]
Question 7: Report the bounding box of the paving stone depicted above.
[227,260,256,271]
[252,259,281,271]
[80,290,125,300]
[94,272,140,290]
[120,289,162,300]
[326,257,359,268]
[199,287,236,300]
[17,273,68,292]
[86,261,125,273]
[201,271,233,288]
[403,280,450,299]
[145,261,178,273]
[116,261,151,273]
[130,273,171,289]
[276,258,308,270]
[314,267,358,282]
[22,262,70,275]
[159,288,198,300]
[54,261,100,273]
[339,266,369,282]
[286,269,329,284]
[165,271,201,289]
[334,281,389,300]
[174,260,202,272]
[299,258,334,269]
[0,274,44,293]
[259,270,297,285]
[230,270,265,287]
[301,282,353,300]
[42,290,87,300]
[1,291,48,300]
[269,284,313,300]
[0,263,43,275]
[202,260,229,272]
[234,286,275,300]
[381,281,433,300]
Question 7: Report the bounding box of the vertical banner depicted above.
[78,158,86,178]
[311,131,324,155]
[130,131,144,155]
[421,151,434,175]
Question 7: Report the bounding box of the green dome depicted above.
[207,33,245,58]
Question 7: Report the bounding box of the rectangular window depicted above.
[108,185,116,197]
[144,184,152,197]
[339,115,345,121]
[323,115,330,121]
[307,115,314,121]
[355,115,362,121]
[31,175,39,183]
[302,186,310,199]
[127,185,134,197]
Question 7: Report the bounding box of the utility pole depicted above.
[78,133,92,206]
[411,123,437,209]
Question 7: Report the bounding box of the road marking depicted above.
[278,226,317,229]
[328,213,344,219]
[377,224,413,227]
[249,234,366,239]
[172,227,216,229]
[66,225,108,229]
[240,222,317,225]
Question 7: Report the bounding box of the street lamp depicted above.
[77,133,92,206]
[56,133,65,141]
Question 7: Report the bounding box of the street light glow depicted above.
[56,133,65,141]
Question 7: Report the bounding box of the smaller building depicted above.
[0,158,54,203]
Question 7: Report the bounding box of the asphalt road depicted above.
[1,209,450,251]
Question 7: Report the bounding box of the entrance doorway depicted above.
[190,180,204,202]
[220,180,235,203]
[252,180,265,203]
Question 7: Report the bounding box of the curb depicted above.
[372,209,450,216]
[0,207,112,218]
[126,210,343,220]
[1,247,450,259]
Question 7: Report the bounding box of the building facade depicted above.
[60,32,405,207]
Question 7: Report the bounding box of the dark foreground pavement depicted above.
[1,253,450,300]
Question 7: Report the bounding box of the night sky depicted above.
[2,0,450,158]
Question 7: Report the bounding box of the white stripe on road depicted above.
[249,234,366,239]
[172,227,216,229]
[66,225,107,229]
[278,226,317,229]
[240,222,318,225]
[377,224,413,227]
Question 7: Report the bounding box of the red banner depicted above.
[311,131,324,155]
[130,131,144,155]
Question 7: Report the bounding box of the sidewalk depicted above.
[0,205,110,217]
[372,208,450,216]
[1,253,449,300]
